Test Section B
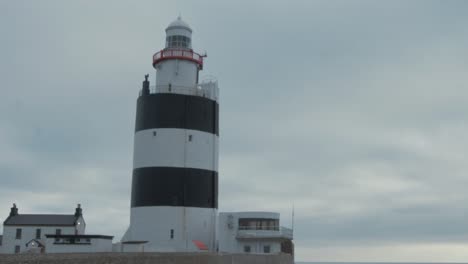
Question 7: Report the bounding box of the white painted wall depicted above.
[155,60,198,92]
[0,225,77,254]
[237,240,281,254]
[133,129,218,171]
[76,216,85,234]
[126,206,217,252]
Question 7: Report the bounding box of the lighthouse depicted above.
[122,17,219,252]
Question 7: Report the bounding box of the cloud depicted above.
[1,0,468,261]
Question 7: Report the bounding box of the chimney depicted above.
[10,203,18,217]
[74,203,83,217]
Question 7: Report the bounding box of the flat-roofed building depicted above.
[217,212,294,255]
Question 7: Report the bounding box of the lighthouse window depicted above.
[166,35,190,48]
[244,245,251,253]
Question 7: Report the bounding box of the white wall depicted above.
[1,225,76,254]
[217,213,237,253]
[133,129,218,171]
[156,60,198,91]
[76,216,85,235]
[217,212,283,254]
[237,241,281,254]
[127,206,217,252]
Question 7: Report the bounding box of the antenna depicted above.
[292,204,295,236]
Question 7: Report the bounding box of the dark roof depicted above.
[4,214,79,226]
[45,234,113,240]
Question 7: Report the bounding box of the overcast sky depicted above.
[1,0,468,262]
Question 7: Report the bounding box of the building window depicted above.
[244,245,251,253]
[56,229,61,235]
[170,229,174,239]
[14,245,20,254]
[153,131,157,136]
[264,245,271,253]
[188,135,193,141]
[86,238,91,243]
[238,218,279,231]
[15,228,22,239]
[36,228,41,239]
[55,238,60,242]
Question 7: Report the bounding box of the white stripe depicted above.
[133,128,218,171]
[128,206,217,251]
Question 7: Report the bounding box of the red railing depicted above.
[153,49,204,68]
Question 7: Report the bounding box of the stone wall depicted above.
[0,252,293,264]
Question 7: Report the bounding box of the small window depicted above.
[244,245,251,253]
[56,229,61,235]
[153,131,157,136]
[36,228,41,239]
[15,228,22,239]
[15,245,20,254]
[264,245,271,253]
[55,238,60,242]
[188,135,193,141]
[86,238,91,243]
[170,229,174,239]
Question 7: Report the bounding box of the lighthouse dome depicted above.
[165,16,192,49]
[166,16,192,33]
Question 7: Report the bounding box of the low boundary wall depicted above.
[0,252,293,264]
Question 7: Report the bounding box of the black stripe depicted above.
[131,167,218,209]
[135,93,219,135]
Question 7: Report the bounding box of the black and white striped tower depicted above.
[122,17,219,252]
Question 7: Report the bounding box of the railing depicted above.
[238,226,280,231]
[236,226,293,240]
[153,49,204,68]
[139,83,219,101]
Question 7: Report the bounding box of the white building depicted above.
[217,212,294,255]
[0,204,113,254]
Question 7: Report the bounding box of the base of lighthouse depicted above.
[122,207,217,252]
